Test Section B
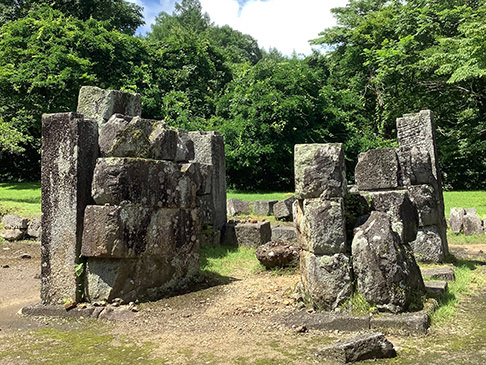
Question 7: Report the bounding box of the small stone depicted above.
[20,254,31,259]
[295,325,308,333]
[64,301,77,311]
[2,264,9,268]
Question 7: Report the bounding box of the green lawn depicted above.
[226,190,293,202]
[0,181,41,217]
[443,191,486,218]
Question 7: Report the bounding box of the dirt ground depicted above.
[1,240,486,364]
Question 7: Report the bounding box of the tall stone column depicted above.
[396,110,449,262]
[41,113,98,304]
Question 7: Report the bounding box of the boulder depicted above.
[352,211,425,313]
[27,217,41,239]
[2,214,28,229]
[271,226,297,242]
[91,157,198,209]
[300,251,353,311]
[367,190,418,244]
[273,196,296,221]
[0,228,25,241]
[411,226,446,263]
[226,198,251,216]
[77,86,141,125]
[355,149,399,191]
[463,208,483,236]
[316,332,396,363]
[234,221,271,247]
[294,143,346,200]
[295,198,347,255]
[253,200,278,216]
[255,239,300,268]
[407,185,440,227]
[449,207,465,233]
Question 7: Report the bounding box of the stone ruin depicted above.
[295,110,448,313]
[41,86,226,304]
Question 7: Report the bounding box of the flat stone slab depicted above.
[425,280,448,297]
[21,303,136,321]
[271,226,297,242]
[316,332,396,363]
[421,267,455,281]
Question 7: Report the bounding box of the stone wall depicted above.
[41,87,226,304]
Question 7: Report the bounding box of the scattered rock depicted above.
[64,301,77,311]
[273,196,296,221]
[425,280,448,298]
[234,221,271,248]
[226,198,251,216]
[2,264,9,268]
[20,253,32,259]
[255,239,300,268]
[449,207,465,233]
[271,226,297,242]
[421,267,455,281]
[463,208,483,236]
[253,200,278,216]
[316,332,396,363]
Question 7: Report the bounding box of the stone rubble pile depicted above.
[40,86,226,305]
[1,215,41,241]
[295,110,446,312]
[449,207,485,235]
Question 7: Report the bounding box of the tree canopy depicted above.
[1,0,486,190]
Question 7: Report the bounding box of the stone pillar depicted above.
[294,143,352,311]
[41,113,98,304]
[188,131,227,244]
[396,110,449,262]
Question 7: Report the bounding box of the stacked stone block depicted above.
[41,87,226,304]
[294,143,353,311]
[396,110,449,262]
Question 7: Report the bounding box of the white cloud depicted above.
[129,0,349,55]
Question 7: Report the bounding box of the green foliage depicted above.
[443,191,486,218]
[226,190,293,202]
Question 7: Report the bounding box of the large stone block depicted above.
[27,217,42,239]
[355,149,399,191]
[410,226,445,263]
[81,205,200,259]
[295,198,347,255]
[188,131,227,230]
[367,190,418,244]
[300,251,353,311]
[294,143,346,199]
[77,86,141,125]
[273,196,296,221]
[449,207,465,233]
[352,211,425,313]
[91,157,197,209]
[234,221,271,247]
[253,200,278,216]
[407,185,441,227]
[463,208,483,236]
[272,226,297,242]
[41,112,98,304]
[226,198,251,216]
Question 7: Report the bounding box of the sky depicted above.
[128,0,349,56]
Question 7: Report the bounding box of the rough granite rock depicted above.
[27,217,41,239]
[411,226,446,263]
[295,198,347,255]
[91,157,198,209]
[81,205,200,258]
[253,200,278,216]
[367,190,418,244]
[397,146,434,186]
[41,112,98,304]
[352,211,425,313]
[355,148,399,191]
[463,208,483,236]
[273,196,296,221]
[0,228,25,241]
[255,239,300,268]
[449,207,465,234]
[2,215,29,229]
[407,184,440,227]
[227,198,251,216]
[300,251,353,311]
[294,143,346,200]
[271,226,297,242]
[77,86,141,125]
[317,332,396,363]
[234,221,272,247]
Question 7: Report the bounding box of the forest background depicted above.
[1,0,485,191]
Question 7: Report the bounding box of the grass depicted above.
[227,190,293,202]
[443,191,486,218]
[430,260,486,326]
[447,231,486,245]
[0,181,41,217]
[200,245,264,277]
